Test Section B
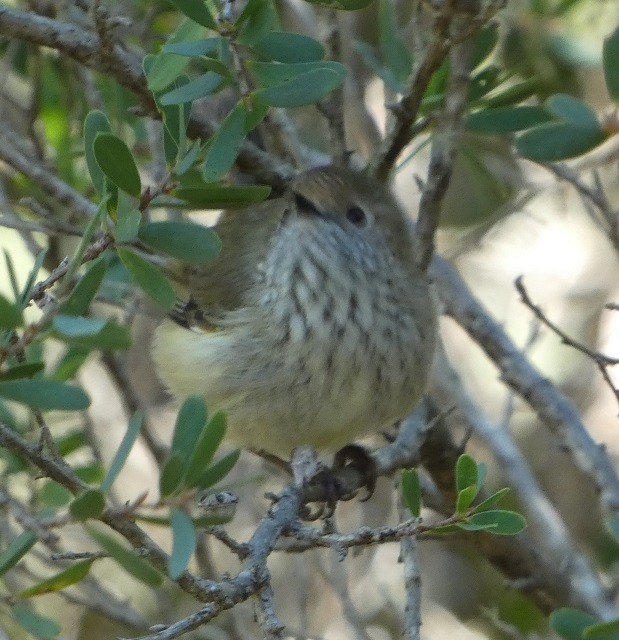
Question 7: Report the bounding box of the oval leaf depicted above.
[463,510,526,535]
[83,110,111,197]
[69,489,105,520]
[472,487,510,513]
[174,184,271,209]
[248,60,346,88]
[0,379,90,411]
[159,71,223,106]
[168,0,216,28]
[194,449,241,489]
[203,104,247,182]
[254,67,345,107]
[169,508,197,579]
[138,221,221,265]
[52,315,107,338]
[12,606,60,639]
[93,133,141,197]
[17,559,95,598]
[63,257,108,316]
[550,608,598,640]
[253,31,324,63]
[116,248,176,310]
[0,362,45,381]
[160,453,187,497]
[603,26,619,102]
[456,485,478,514]
[0,531,37,576]
[466,106,552,134]
[88,525,163,586]
[185,412,227,487]
[171,395,208,461]
[100,412,143,493]
[516,122,606,161]
[584,620,619,640]
[455,454,478,493]
[163,37,223,57]
[401,468,421,517]
[546,94,599,127]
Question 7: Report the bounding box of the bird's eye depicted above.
[346,206,367,227]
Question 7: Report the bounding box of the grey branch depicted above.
[431,256,619,514]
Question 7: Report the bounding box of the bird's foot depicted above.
[332,444,377,502]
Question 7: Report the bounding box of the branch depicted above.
[0,5,294,188]
[431,255,619,515]
[515,276,619,411]
[430,346,615,617]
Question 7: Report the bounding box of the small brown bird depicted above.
[152,166,436,457]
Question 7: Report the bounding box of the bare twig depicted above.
[515,275,619,411]
[431,255,619,515]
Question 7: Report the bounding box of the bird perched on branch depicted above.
[152,166,436,460]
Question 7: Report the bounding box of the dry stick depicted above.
[431,255,619,515]
[0,4,294,188]
[515,275,619,412]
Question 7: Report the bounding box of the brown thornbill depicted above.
[153,166,437,457]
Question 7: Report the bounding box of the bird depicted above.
[152,166,437,459]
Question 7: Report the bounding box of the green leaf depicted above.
[168,0,216,29]
[55,322,132,352]
[546,94,599,128]
[301,0,374,9]
[69,489,106,520]
[169,508,197,579]
[171,395,208,460]
[471,26,499,69]
[253,31,325,63]
[163,37,223,57]
[584,620,619,640]
[145,20,205,91]
[401,468,421,517]
[17,559,95,598]
[253,67,346,107]
[236,0,277,46]
[185,412,227,487]
[194,449,241,489]
[159,71,224,106]
[62,257,107,316]
[93,133,141,197]
[176,139,201,175]
[550,608,598,640]
[378,0,411,91]
[115,191,142,242]
[467,106,552,134]
[0,293,23,328]
[0,531,37,576]
[516,122,606,161]
[39,481,72,508]
[0,379,90,411]
[472,487,510,513]
[56,430,87,456]
[603,26,619,102]
[456,485,478,514]
[476,462,487,493]
[174,184,271,208]
[75,463,105,485]
[52,315,107,338]
[460,510,526,535]
[202,103,247,182]
[100,412,142,493]
[12,606,60,639]
[138,221,221,264]
[83,110,112,197]
[19,249,47,307]
[455,454,477,493]
[160,452,186,497]
[116,248,176,310]
[248,60,346,88]
[88,525,163,586]
[50,347,90,381]
[0,362,45,381]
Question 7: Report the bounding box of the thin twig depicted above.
[515,275,619,411]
